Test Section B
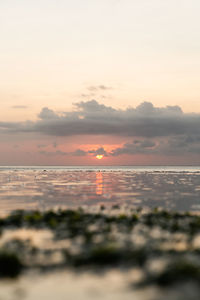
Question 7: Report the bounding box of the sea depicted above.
[0,165,200,214]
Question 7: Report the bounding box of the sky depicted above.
[0,0,200,165]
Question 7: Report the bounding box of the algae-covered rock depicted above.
[0,251,23,278]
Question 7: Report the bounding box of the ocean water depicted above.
[0,166,200,214]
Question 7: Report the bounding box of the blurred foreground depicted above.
[0,207,200,299]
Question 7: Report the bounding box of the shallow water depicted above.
[0,270,158,300]
[0,166,200,214]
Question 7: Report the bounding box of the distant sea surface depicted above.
[0,166,200,214]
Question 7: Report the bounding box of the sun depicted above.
[96,155,104,160]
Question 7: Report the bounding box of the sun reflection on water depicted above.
[96,172,103,195]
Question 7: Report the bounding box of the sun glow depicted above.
[96,155,104,160]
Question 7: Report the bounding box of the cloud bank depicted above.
[1,100,200,156]
[2,100,199,136]
[30,100,200,138]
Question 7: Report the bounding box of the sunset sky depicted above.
[0,0,200,165]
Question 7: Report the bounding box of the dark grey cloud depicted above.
[32,100,200,139]
[39,150,68,156]
[0,121,21,129]
[161,135,200,155]
[38,107,60,120]
[110,140,156,156]
[73,149,87,156]
[111,140,156,156]
[110,135,200,156]
[0,120,35,134]
[44,147,109,157]
[71,147,108,157]
[1,100,200,156]
[39,149,89,157]
[88,147,109,156]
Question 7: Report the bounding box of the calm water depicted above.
[0,166,200,214]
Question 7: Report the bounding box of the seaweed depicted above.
[0,251,23,278]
